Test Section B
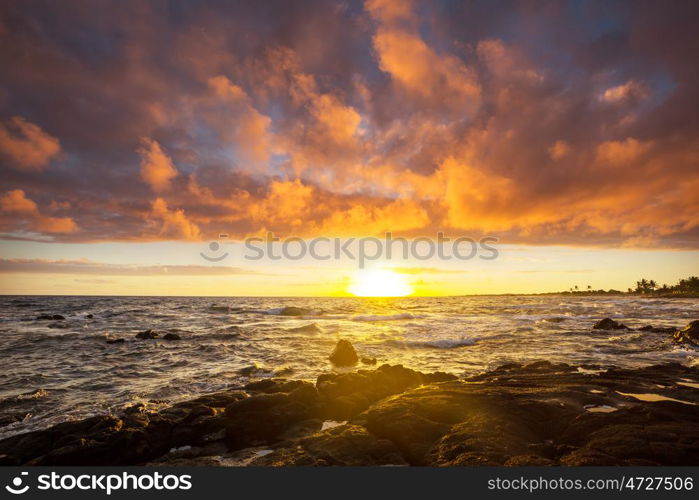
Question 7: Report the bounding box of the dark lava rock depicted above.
[278,306,311,316]
[224,382,320,450]
[316,364,456,420]
[0,387,251,466]
[353,362,699,466]
[135,329,159,340]
[360,356,377,365]
[237,363,266,377]
[0,414,171,466]
[2,362,698,467]
[673,320,699,346]
[163,333,181,341]
[106,338,125,344]
[651,326,677,334]
[593,318,628,330]
[37,314,65,321]
[638,324,677,334]
[329,339,359,366]
[0,413,30,429]
[251,424,408,466]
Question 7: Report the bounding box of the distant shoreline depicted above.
[1,292,699,298]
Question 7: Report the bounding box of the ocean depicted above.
[1,294,697,440]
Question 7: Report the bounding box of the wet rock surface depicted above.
[328,339,359,366]
[36,314,65,321]
[593,318,629,330]
[1,361,698,466]
[673,320,699,346]
[135,329,159,339]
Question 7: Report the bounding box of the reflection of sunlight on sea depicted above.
[0,295,697,439]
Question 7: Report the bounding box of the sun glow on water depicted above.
[348,269,413,297]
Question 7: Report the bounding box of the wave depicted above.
[351,313,424,322]
[385,337,479,349]
[208,305,242,313]
[541,316,570,323]
[261,306,321,316]
[207,332,242,341]
[607,333,644,341]
[237,363,274,377]
[285,323,321,334]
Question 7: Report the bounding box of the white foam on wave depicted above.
[351,313,424,322]
[404,337,479,349]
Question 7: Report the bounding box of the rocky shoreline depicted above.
[1,351,698,466]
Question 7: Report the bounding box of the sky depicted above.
[0,0,697,296]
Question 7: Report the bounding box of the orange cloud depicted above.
[0,189,77,234]
[0,188,39,214]
[147,198,201,240]
[600,81,648,104]
[1,1,698,249]
[137,138,178,192]
[549,140,571,160]
[367,0,480,113]
[207,76,273,169]
[0,116,60,171]
[595,138,652,166]
[317,197,430,236]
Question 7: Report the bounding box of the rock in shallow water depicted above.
[329,339,359,366]
[135,329,159,339]
[593,318,628,330]
[163,333,181,341]
[36,314,65,321]
[638,324,677,334]
[673,320,699,346]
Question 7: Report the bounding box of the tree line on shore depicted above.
[560,275,699,295]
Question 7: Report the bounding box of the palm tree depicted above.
[636,278,652,294]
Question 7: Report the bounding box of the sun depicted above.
[348,269,413,297]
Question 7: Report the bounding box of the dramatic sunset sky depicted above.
[0,0,697,296]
